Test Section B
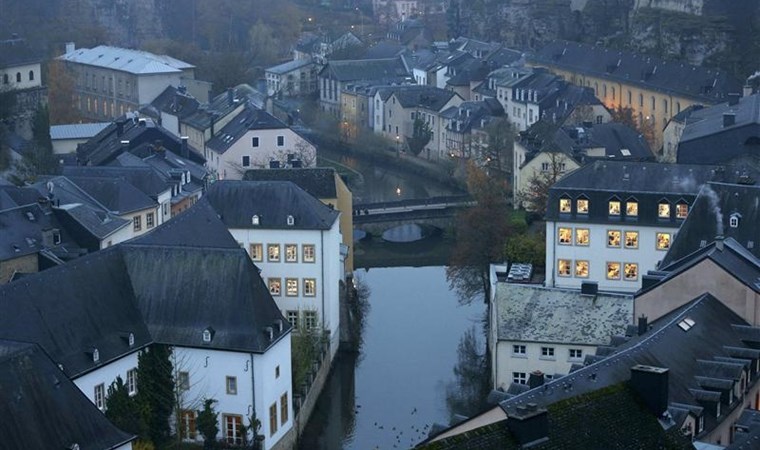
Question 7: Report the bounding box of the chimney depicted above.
[65,42,75,54]
[116,119,125,137]
[744,85,753,97]
[227,87,234,106]
[528,371,545,389]
[630,365,669,416]
[506,404,549,447]
[728,93,741,106]
[723,113,736,128]
[120,139,130,151]
[180,136,189,159]
[580,281,598,296]
[638,315,648,336]
[715,235,724,251]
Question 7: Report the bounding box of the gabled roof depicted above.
[206,180,339,230]
[0,203,70,261]
[0,36,42,69]
[182,86,250,131]
[143,85,200,121]
[494,284,632,346]
[0,340,135,449]
[243,168,339,199]
[62,165,171,200]
[266,58,314,75]
[320,57,409,82]
[661,182,760,266]
[50,122,110,140]
[530,40,742,103]
[390,85,460,112]
[206,106,290,154]
[61,176,157,215]
[554,122,653,160]
[60,45,193,74]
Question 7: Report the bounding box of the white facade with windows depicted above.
[495,341,598,389]
[229,222,342,358]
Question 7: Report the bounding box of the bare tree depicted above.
[518,151,569,216]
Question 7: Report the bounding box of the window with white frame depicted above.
[146,212,155,229]
[513,372,527,385]
[286,278,298,296]
[569,349,583,360]
[268,244,280,262]
[252,137,260,147]
[178,371,190,391]
[225,414,243,445]
[181,410,197,439]
[277,135,284,146]
[557,259,571,277]
[559,198,571,213]
[285,244,298,262]
[268,278,281,296]
[133,215,142,231]
[512,344,526,356]
[226,376,237,395]
[304,311,317,329]
[242,155,250,167]
[287,311,298,328]
[575,228,590,246]
[303,244,316,262]
[541,347,555,358]
[558,227,572,245]
[658,202,671,219]
[303,279,316,296]
[608,200,621,216]
[127,368,138,395]
[626,200,638,217]
[94,383,105,410]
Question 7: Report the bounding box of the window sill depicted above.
[511,354,527,359]
[539,356,556,361]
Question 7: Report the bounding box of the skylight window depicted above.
[678,317,696,331]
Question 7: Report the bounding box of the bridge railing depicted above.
[353,194,472,212]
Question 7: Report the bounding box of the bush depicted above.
[504,233,545,267]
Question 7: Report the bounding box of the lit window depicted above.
[286,278,298,296]
[558,227,572,245]
[302,244,316,262]
[626,201,638,217]
[226,376,237,395]
[127,368,138,396]
[558,259,571,277]
[676,203,688,219]
[285,244,298,262]
[225,414,243,445]
[281,393,289,425]
[607,262,621,280]
[609,200,621,215]
[658,202,671,219]
[513,372,527,385]
[607,230,621,247]
[624,263,638,281]
[512,345,526,355]
[268,244,280,262]
[575,228,590,246]
[575,260,589,278]
[304,311,317,329]
[577,199,589,214]
[178,371,190,391]
[94,383,105,410]
[286,311,298,328]
[559,198,571,213]
[268,278,281,296]
[250,243,263,261]
[656,233,671,250]
[624,231,639,249]
[541,347,555,358]
[303,279,316,296]
[569,349,583,360]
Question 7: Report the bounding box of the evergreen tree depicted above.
[105,376,147,437]
[136,344,174,447]
[197,399,220,449]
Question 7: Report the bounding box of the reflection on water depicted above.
[299,266,487,449]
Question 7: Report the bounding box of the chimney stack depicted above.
[180,136,189,159]
[227,87,234,106]
[116,119,125,137]
[728,93,741,106]
[715,235,724,251]
[638,315,648,336]
[506,404,549,447]
[630,365,669,416]
[723,113,736,128]
[65,42,75,54]
[528,371,545,389]
[744,85,753,97]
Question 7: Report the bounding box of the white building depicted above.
[50,122,110,154]
[0,202,294,449]
[205,106,316,180]
[544,161,723,292]
[206,180,343,358]
[489,281,632,391]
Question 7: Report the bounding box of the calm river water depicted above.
[299,266,487,449]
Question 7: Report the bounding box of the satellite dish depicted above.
[46,181,54,195]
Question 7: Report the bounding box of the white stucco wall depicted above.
[494,340,596,390]
[137,73,183,106]
[0,62,42,91]
[74,351,141,408]
[52,138,88,155]
[100,223,136,249]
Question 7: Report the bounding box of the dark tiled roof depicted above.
[0,340,135,449]
[206,106,289,154]
[62,176,157,215]
[554,123,653,160]
[661,182,760,266]
[205,180,339,230]
[0,37,42,69]
[142,85,200,121]
[392,85,459,111]
[62,165,171,200]
[243,167,338,198]
[364,41,407,59]
[320,57,409,82]
[530,40,743,103]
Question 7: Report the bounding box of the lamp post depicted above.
[395,134,400,158]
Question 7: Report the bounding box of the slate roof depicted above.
[266,58,314,75]
[661,182,760,266]
[205,180,339,230]
[421,384,692,450]
[677,94,760,165]
[243,167,338,199]
[0,340,135,450]
[530,40,742,103]
[61,176,157,215]
[498,293,756,438]
[0,207,290,378]
[50,122,110,140]
[62,165,171,200]
[390,85,459,112]
[60,45,193,74]
[553,122,653,160]
[206,106,290,154]
[142,85,200,121]
[320,57,410,82]
[440,101,505,134]
[182,85,249,131]
[494,284,632,345]
[0,36,42,69]
[0,203,70,262]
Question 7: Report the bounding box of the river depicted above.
[299,266,487,449]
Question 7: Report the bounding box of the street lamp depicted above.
[395,185,402,196]
[395,135,400,158]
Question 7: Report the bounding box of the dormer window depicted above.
[128,333,135,347]
[559,197,571,213]
[202,328,213,343]
[92,348,100,363]
[730,213,741,228]
[252,215,260,226]
[287,215,295,226]
[625,199,638,217]
[577,198,589,214]
[676,202,688,219]
[608,199,621,216]
[658,201,671,219]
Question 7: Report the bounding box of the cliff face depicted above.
[633,0,703,15]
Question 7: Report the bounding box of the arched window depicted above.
[16,72,21,82]
[2,74,7,84]
[28,70,34,81]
